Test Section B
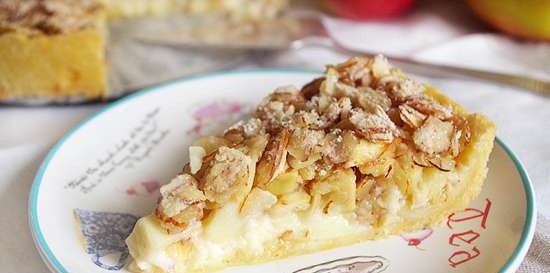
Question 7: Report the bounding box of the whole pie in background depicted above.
[0,0,289,101]
[100,0,289,20]
[0,0,108,100]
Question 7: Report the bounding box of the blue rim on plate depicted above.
[28,68,537,273]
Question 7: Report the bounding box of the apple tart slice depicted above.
[126,55,496,273]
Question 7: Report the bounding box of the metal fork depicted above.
[136,11,550,96]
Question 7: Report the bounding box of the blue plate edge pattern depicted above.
[27,68,537,273]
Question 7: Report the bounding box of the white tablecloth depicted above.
[1,0,549,272]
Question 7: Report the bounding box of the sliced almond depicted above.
[452,116,472,147]
[406,97,453,120]
[428,156,456,172]
[320,67,339,96]
[189,146,206,174]
[333,57,367,86]
[413,116,453,155]
[254,129,291,188]
[412,152,431,168]
[371,54,391,78]
[358,87,392,112]
[399,104,426,128]
[450,129,462,157]
[224,118,264,140]
[387,77,425,103]
[349,107,397,143]
[300,77,324,99]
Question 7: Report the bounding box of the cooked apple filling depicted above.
[126,55,496,273]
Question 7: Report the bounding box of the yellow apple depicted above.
[466,0,550,40]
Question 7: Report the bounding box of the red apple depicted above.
[322,0,416,20]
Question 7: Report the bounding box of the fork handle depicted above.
[299,37,550,96]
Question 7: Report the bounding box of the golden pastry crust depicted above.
[0,0,107,99]
[126,55,496,273]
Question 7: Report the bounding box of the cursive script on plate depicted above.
[64,107,170,194]
[446,198,492,268]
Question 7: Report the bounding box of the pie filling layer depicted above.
[126,55,496,273]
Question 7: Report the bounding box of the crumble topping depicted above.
[224,118,264,138]
[200,147,251,206]
[155,174,206,232]
[0,0,102,35]
[349,106,397,143]
[155,55,472,233]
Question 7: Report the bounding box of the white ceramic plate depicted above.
[29,69,536,273]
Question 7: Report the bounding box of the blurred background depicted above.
[80,0,550,96]
[1,0,549,272]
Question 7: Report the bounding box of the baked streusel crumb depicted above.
[0,0,103,35]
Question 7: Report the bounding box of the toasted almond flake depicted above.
[358,87,392,112]
[334,57,367,85]
[452,116,472,147]
[225,118,264,138]
[349,107,397,143]
[412,152,431,167]
[450,130,462,157]
[389,78,425,102]
[372,54,391,78]
[254,129,291,188]
[300,77,323,99]
[320,67,339,96]
[335,82,359,97]
[348,65,369,83]
[413,116,453,155]
[428,156,456,172]
[273,85,299,95]
[406,97,453,120]
[189,146,206,174]
[399,104,426,128]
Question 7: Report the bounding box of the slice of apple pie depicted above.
[126,55,496,273]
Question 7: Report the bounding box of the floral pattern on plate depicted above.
[74,209,138,270]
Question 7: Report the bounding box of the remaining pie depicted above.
[0,0,288,101]
[100,0,289,20]
[0,0,108,100]
[125,55,496,273]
